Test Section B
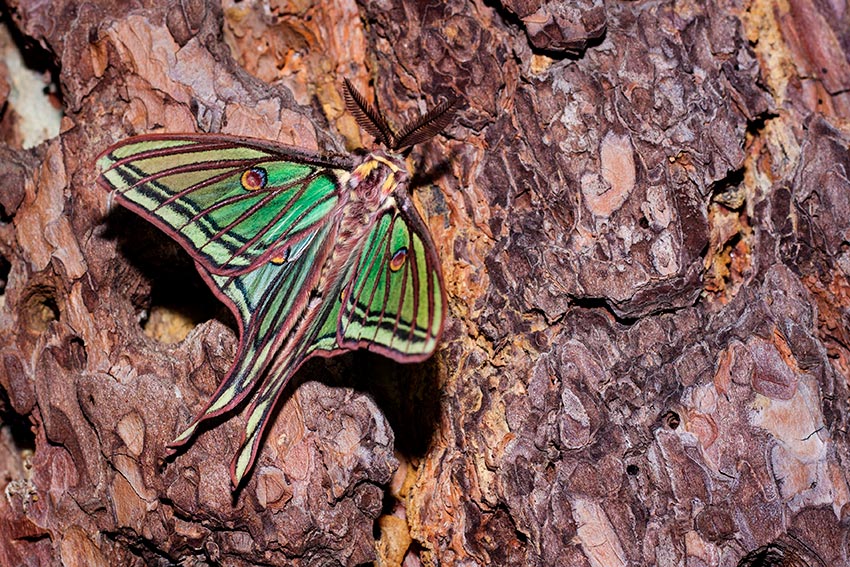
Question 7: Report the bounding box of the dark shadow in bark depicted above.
[100,207,235,335]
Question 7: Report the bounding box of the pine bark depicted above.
[0,0,848,566]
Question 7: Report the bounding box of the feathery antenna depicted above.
[394,96,460,150]
[343,79,395,148]
[343,79,460,151]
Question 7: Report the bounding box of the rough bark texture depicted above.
[0,0,848,565]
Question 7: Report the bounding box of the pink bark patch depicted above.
[749,337,799,400]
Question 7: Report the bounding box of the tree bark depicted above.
[0,0,848,566]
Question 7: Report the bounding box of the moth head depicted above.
[350,150,408,200]
[343,78,461,152]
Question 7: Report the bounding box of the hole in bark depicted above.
[20,284,59,333]
[0,15,63,146]
[745,111,778,137]
[663,410,680,429]
[626,464,639,475]
[67,336,87,370]
[48,335,88,372]
[404,541,425,565]
[373,490,398,539]
[0,385,35,452]
[736,541,816,567]
[709,168,745,210]
[0,254,10,295]
[725,232,742,253]
[514,524,528,544]
[4,17,60,84]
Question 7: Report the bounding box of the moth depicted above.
[97,80,459,487]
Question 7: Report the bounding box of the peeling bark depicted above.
[0,0,849,566]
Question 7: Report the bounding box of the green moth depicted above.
[97,80,458,487]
